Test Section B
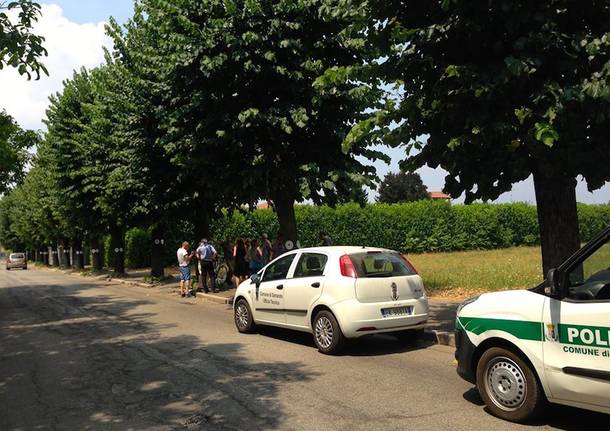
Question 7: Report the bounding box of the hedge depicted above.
[209,201,610,253]
[94,201,609,269]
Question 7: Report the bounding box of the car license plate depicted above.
[381,306,413,318]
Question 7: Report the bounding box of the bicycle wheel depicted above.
[216,263,229,286]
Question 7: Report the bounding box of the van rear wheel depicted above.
[476,347,544,423]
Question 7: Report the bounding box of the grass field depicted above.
[408,246,544,298]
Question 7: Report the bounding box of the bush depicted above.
[209,201,609,253]
[125,228,151,268]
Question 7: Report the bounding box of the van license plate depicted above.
[381,306,413,318]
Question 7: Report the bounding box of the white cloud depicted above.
[0,4,112,131]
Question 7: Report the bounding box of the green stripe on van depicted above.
[458,317,544,341]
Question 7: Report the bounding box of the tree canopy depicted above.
[0,111,39,194]
[0,0,47,79]
[335,0,610,273]
[377,171,428,204]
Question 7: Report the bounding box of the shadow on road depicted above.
[461,388,608,430]
[0,281,315,430]
[256,325,435,356]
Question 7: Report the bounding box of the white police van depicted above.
[455,227,610,422]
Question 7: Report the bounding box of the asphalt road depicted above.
[0,267,607,431]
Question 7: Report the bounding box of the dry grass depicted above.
[407,246,544,299]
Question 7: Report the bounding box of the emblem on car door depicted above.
[391,282,399,301]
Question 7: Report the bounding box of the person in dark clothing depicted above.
[319,231,333,246]
[233,238,249,286]
[197,238,217,293]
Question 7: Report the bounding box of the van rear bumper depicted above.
[455,327,476,384]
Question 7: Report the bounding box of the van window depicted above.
[567,239,610,301]
[349,252,415,278]
[10,253,24,260]
[293,253,327,278]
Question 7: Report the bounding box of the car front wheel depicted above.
[234,298,256,333]
[476,347,545,423]
[312,310,345,355]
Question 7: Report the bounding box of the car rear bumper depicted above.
[6,262,27,269]
[333,297,429,338]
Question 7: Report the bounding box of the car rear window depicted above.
[10,253,25,259]
[349,252,415,278]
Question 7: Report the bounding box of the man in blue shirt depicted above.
[196,238,217,293]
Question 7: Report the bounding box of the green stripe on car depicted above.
[457,317,544,341]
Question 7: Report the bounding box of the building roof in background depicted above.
[428,191,451,200]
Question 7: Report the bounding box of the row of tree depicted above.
[1,1,609,277]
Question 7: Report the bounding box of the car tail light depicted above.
[340,255,357,278]
[400,254,418,274]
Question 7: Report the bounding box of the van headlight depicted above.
[457,295,480,315]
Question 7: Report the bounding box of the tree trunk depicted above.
[73,239,85,270]
[273,191,298,248]
[110,225,125,274]
[41,247,48,266]
[51,245,59,267]
[151,225,165,278]
[90,237,103,271]
[193,210,211,243]
[533,167,581,276]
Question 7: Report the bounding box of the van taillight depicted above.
[340,255,357,278]
[401,255,418,274]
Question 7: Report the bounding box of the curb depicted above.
[198,293,233,305]
[429,330,455,347]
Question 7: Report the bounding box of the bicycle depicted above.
[198,254,231,292]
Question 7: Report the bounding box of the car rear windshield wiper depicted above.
[365,272,396,278]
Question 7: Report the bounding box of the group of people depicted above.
[231,233,286,285]
[176,238,218,298]
[177,231,334,296]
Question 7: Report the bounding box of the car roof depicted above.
[288,246,393,255]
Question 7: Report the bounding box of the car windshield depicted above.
[10,253,24,259]
[349,252,415,278]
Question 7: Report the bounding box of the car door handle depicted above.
[311,282,320,288]
[276,284,284,290]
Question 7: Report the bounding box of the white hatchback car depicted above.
[233,246,429,354]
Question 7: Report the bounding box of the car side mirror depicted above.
[544,268,561,298]
[250,273,261,287]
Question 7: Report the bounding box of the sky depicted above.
[0,1,609,204]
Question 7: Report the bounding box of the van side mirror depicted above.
[544,268,560,298]
[250,273,261,287]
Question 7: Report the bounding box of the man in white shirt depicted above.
[177,241,194,297]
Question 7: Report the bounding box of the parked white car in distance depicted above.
[6,252,27,270]
[233,246,429,354]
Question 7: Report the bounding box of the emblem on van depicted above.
[545,323,558,342]
[391,282,399,301]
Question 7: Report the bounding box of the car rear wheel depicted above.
[476,347,545,423]
[234,298,256,333]
[312,310,345,355]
